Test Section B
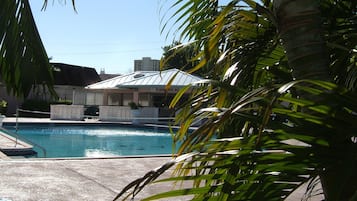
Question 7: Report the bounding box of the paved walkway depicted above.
[0,118,189,200]
[0,157,324,201]
[0,118,324,201]
[0,132,28,150]
[0,130,34,159]
[0,157,190,201]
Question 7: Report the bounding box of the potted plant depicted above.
[128,102,141,124]
[128,101,139,110]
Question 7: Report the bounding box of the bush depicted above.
[20,99,73,117]
[51,99,72,105]
[0,100,7,115]
[20,99,50,117]
[128,102,141,109]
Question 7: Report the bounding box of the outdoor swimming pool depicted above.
[3,124,176,158]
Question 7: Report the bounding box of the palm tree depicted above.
[274,1,356,199]
[1,0,356,200]
[115,0,357,200]
[0,0,68,98]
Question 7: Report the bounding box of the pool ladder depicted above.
[13,109,47,158]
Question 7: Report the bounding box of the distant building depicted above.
[134,57,160,71]
[85,68,201,107]
[0,63,101,115]
[84,68,203,122]
[48,63,102,105]
[99,68,121,81]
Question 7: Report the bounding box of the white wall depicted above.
[50,105,84,120]
[99,106,132,121]
[99,106,159,123]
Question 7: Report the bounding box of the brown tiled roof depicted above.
[51,63,101,86]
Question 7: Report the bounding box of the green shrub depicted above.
[20,99,73,117]
[20,99,50,117]
[0,100,7,115]
[128,102,141,109]
[51,99,72,105]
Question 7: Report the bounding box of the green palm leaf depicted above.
[116,0,357,200]
[0,0,56,97]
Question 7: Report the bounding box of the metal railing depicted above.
[0,127,47,158]
[6,108,49,157]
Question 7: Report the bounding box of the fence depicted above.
[49,105,173,124]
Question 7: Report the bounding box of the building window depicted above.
[139,93,150,106]
[108,93,122,106]
[86,92,103,105]
[123,93,133,106]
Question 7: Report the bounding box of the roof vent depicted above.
[134,73,145,78]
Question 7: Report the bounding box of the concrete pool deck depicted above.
[0,156,190,201]
[0,157,324,201]
[0,130,35,157]
[0,117,324,201]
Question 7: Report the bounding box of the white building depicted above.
[51,68,203,123]
[85,68,201,107]
[83,68,202,122]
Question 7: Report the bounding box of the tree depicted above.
[116,0,357,200]
[1,0,356,200]
[274,1,356,200]
[162,42,196,71]
[161,41,212,77]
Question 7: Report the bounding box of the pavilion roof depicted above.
[86,69,202,89]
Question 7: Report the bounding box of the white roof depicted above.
[86,69,202,89]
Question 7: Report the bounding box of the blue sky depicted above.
[29,0,177,74]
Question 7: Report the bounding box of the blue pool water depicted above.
[4,124,176,158]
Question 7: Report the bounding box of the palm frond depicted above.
[0,0,55,97]
[115,0,357,200]
[321,0,357,91]
[116,80,357,200]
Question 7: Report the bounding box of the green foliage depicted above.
[51,99,72,105]
[41,0,76,11]
[161,41,209,77]
[116,0,357,200]
[20,99,50,117]
[0,100,7,115]
[0,0,57,98]
[0,100,7,108]
[321,1,357,91]
[20,99,71,117]
[128,102,141,110]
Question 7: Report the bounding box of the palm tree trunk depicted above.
[273,0,330,81]
[273,0,356,200]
